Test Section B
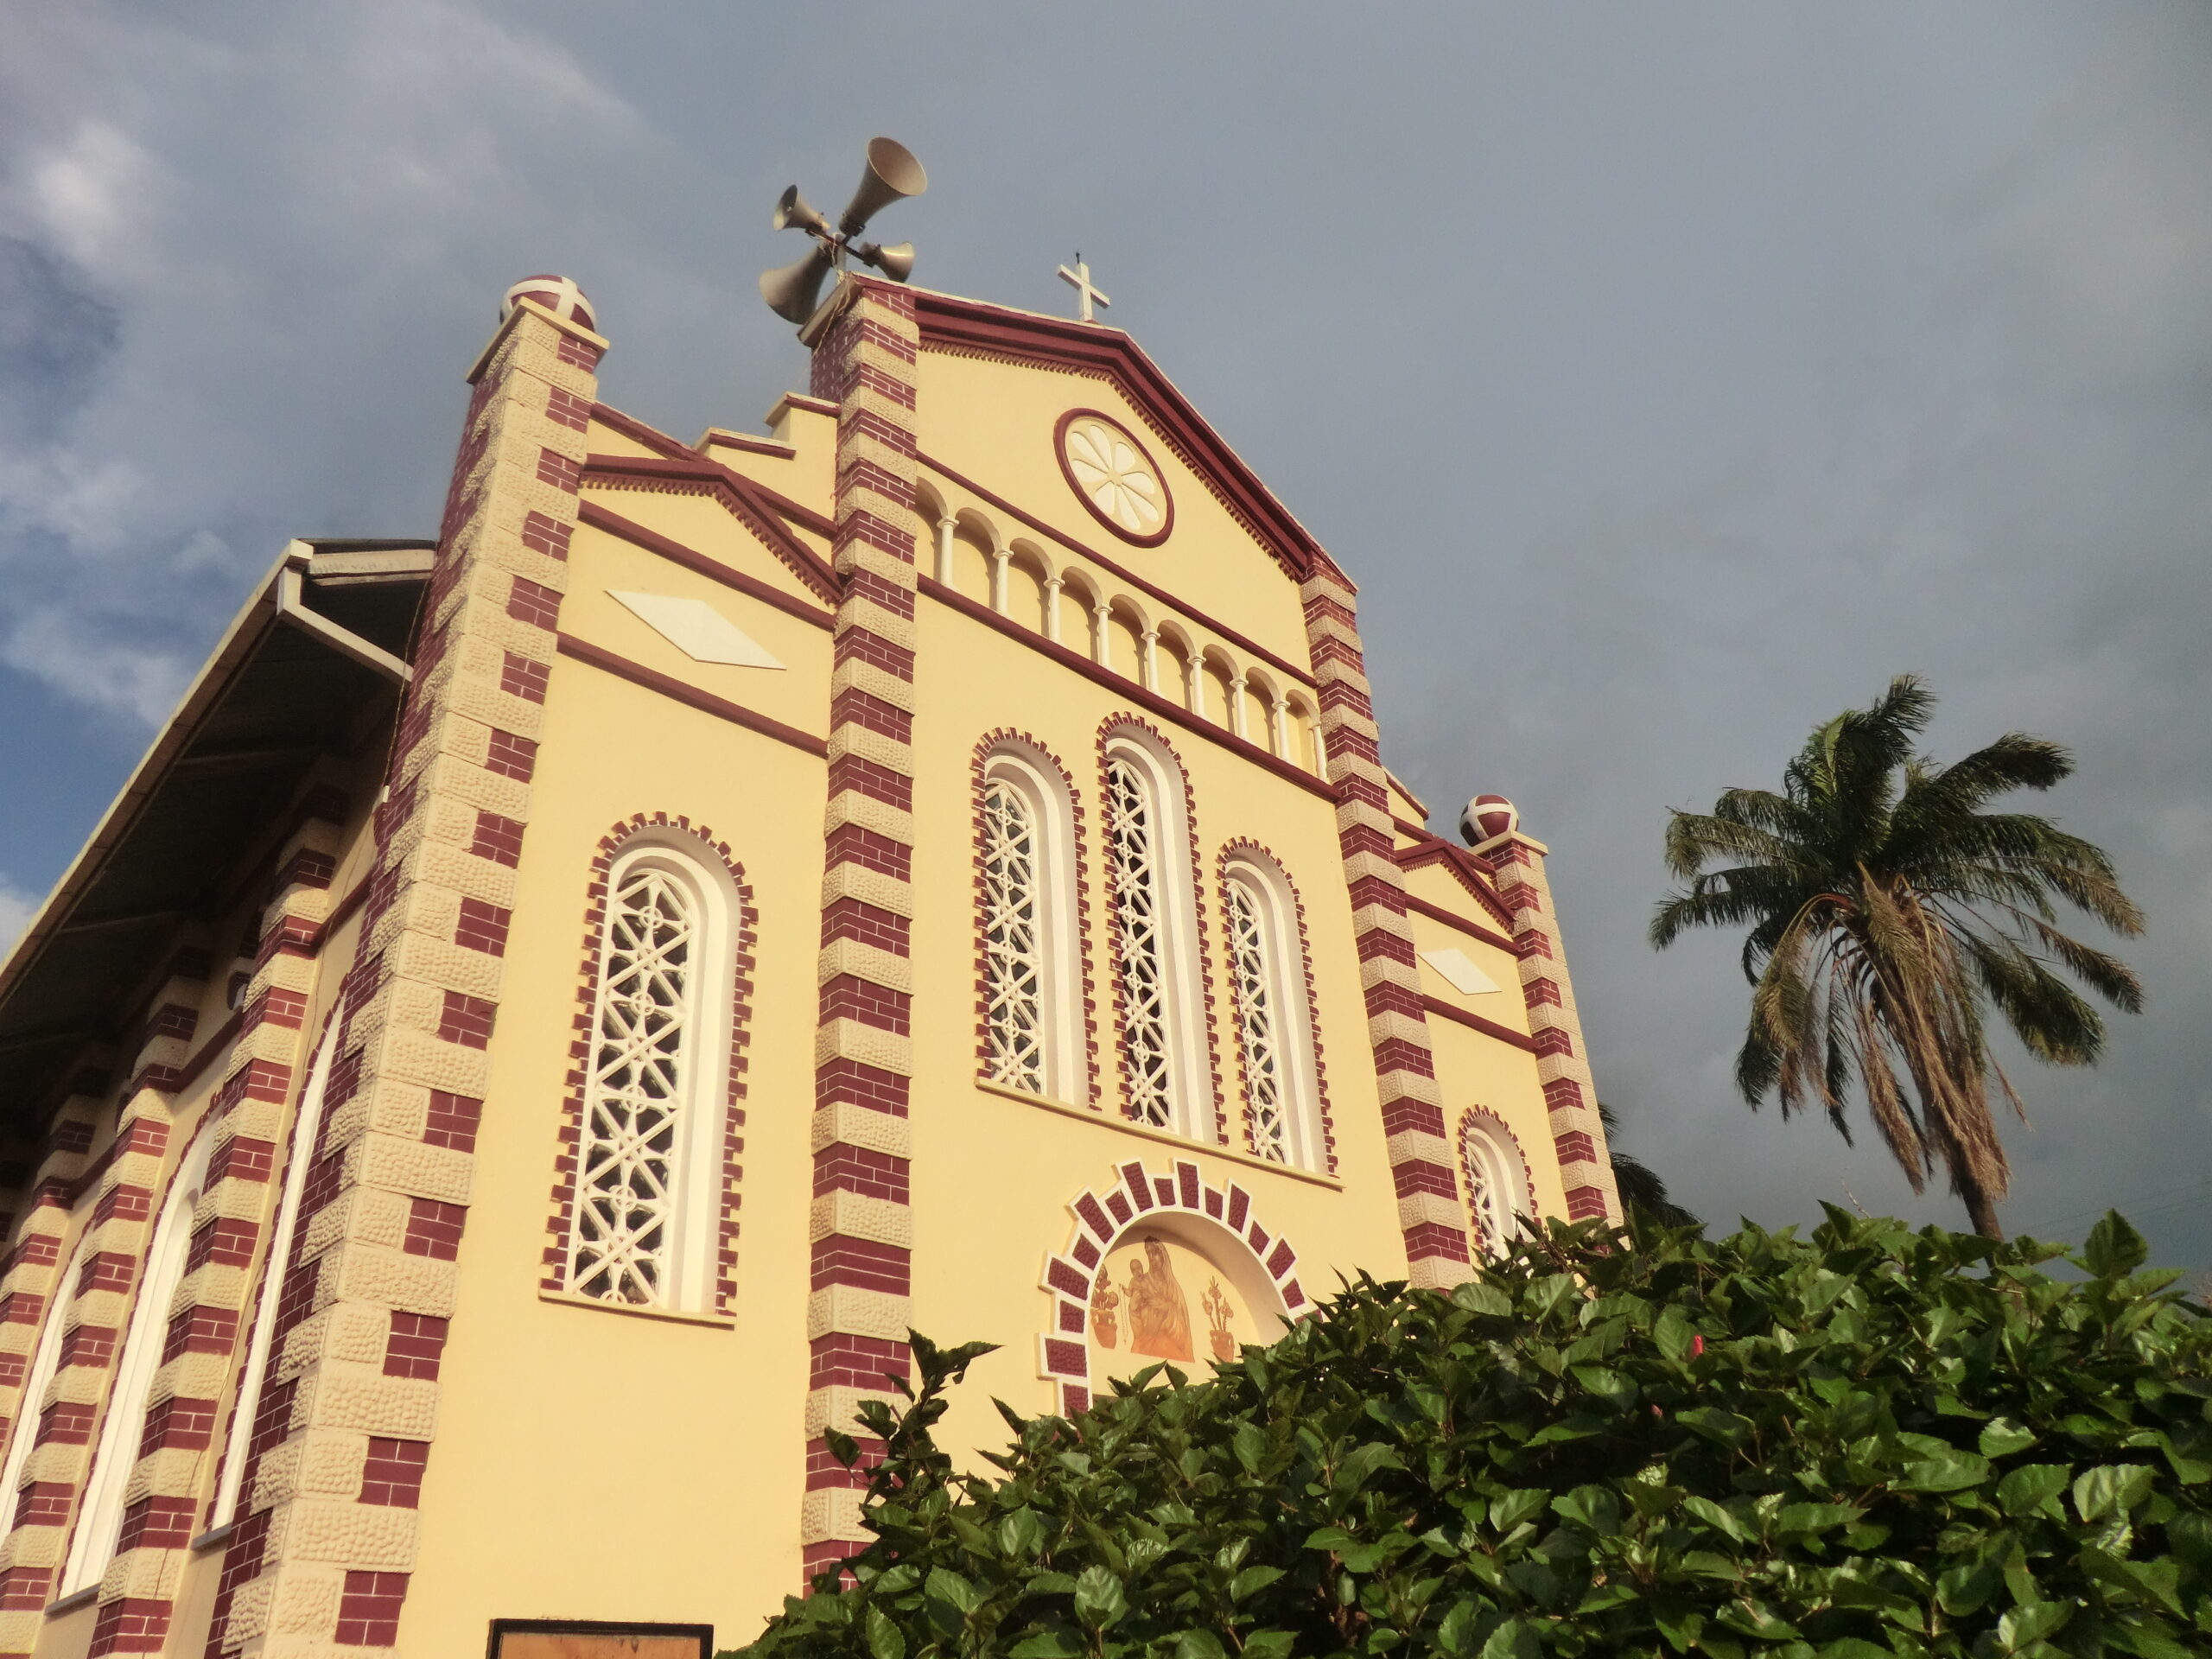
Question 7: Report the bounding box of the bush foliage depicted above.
[739,1211,2212,1659]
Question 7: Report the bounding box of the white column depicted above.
[934,514,957,586]
[1270,694,1292,759]
[1140,628,1160,693]
[1092,602,1113,670]
[1043,577,1065,645]
[1230,677,1251,741]
[991,548,1011,615]
[1190,658,1210,722]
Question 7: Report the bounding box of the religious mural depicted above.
[1088,1232,1256,1376]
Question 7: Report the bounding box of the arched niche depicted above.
[1037,1158,1313,1414]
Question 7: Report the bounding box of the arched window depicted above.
[1103,730,1210,1139]
[1459,1111,1532,1258]
[567,836,741,1312]
[62,1116,221,1592]
[1222,856,1325,1168]
[978,746,1083,1103]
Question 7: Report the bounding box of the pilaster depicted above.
[1298,570,1472,1288]
[803,277,921,1581]
[199,289,603,1659]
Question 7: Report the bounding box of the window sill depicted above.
[537,1287,735,1328]
[973,1078,1345,1190]
[190,1523,235,1554]
[44,1588,98,1618]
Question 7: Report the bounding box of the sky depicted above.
[2,3,2207,1268]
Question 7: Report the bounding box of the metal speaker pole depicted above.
[837,137,928,236]
[757,241,837,324]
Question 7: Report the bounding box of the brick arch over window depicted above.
[541,814,755,1314]
[1095,716,1225,1144]
[1215,839,1336,1173]
[1037,1160,1314,1415]
[1456,1106,1540,1258]
[969,731,1102,1110]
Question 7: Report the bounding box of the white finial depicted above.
[1058,253,1111,324]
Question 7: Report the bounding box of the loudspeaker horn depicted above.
[837,137,928,236]
[852,241,916,283]
[771,185,833,238]
[758,241,836,324]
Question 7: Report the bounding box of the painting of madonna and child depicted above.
[1087,1231,1268,1379]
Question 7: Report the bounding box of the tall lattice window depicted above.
[1224,857,1324,1168]
[1108,756,1176,1128]
[977,745,1084,1103]
[568,841,739,1312]
[1103,731,1210,1139]
[982,779,1046,1091]
[1459,1113,1529,1257]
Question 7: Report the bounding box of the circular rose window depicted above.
[1056,410,1173,546]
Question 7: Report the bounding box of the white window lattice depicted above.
[572,864,697,1306]
[1227,880,1290,1161]
[982,779,1046,1092]
[1107,757,1175,1128]
[1463,1126,1516,1256]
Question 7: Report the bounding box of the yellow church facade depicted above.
[0,271,1619,1658]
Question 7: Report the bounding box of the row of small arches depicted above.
[918,486,1325,775]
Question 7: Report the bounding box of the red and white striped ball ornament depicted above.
[1460,794,1519,845]
[501,275,595,333]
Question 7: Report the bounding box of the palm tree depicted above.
[1650,676,2143,1238]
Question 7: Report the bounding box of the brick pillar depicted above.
[1299,567,1471,1288]
[800,277,921,1580]
[0,1086,103,1649]
[200,287,601,1659]
[0,1088,175,1659]
[1465,799,1621,1224]
[79,784,349,1655]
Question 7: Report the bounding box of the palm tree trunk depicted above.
[1959,1179,2005,1241]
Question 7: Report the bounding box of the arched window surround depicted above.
[1216,842,1335,1173]
[1096,719,1224,1145]
[62,1105,226,1592]
[542,816,754,1317]
[1457,1108,1538,1259]
[971,733,1098,1110]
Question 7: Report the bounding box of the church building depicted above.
[0,264,1620,1657]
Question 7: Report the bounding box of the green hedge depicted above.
[739,1211,2212,1659]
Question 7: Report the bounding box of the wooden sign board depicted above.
[488,1621,714,1659]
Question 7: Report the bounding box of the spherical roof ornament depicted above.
[501,274,595,333]
[1460,794,1518,846]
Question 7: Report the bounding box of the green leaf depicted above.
[1174,1631,1225,1659]
[1453,1281,1514,1317]
[1683,1496,1751,1542]
[1656,1305,1698,1362]
[2082,1211,2149,1278]
[1999,1601,2072,1649]
[1898,1451,1991,1492]
[1000,1506,1046,1559]
[1071,1566,1126,1630]
[865,1607,905,1659]
[1435,1599,1488,1658]
[824,1427,861,1468]
[1479,1618,1541,1659]
[1241,1634,1295,1659]
[1008,1633,1083,1659]
[1232,1422,1268,1475]
[1551,1484,1622,1535]
[925,1567,981,1626]
[1995,1464,2070,1519]
[1979,1418,2038,1459]
[1229,1566,1284,1601]
[2073,1463,2153,1522]
[1489,1490,1550,1533]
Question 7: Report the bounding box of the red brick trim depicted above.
[1398,890,1521,957]
[554,632,829,758]
[577,500,836,632]
[1454,1107,1541,1257]
[1095,718,1227,1145]
[1039,1160,1313,1415]
[918,454,1316,691]
[580,454,839,600]
[1418,995,1540,1053]
[1396,836,1517,931]
[1214,840,1337,1173]
[969,733,1103,1112]
[542,816,755,1313]
[924,578,1332,801]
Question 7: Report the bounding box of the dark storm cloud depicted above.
[0,1,2203,1262]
